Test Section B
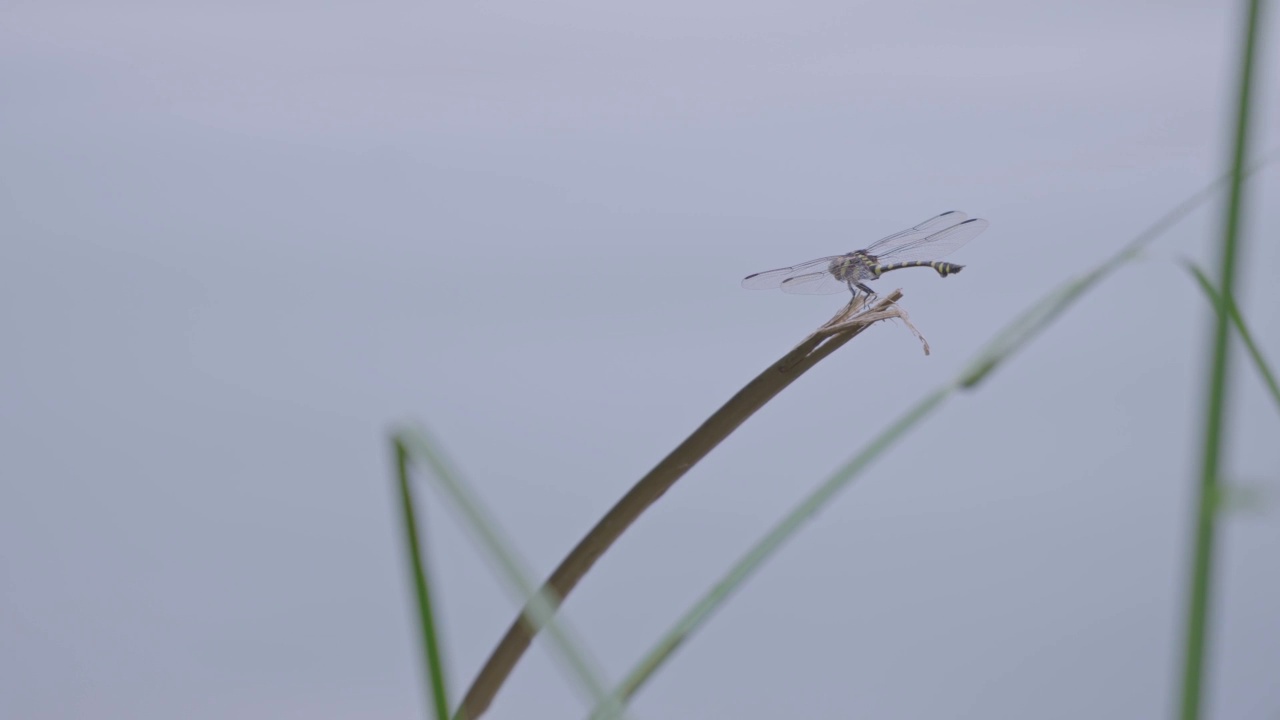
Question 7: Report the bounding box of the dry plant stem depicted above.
[819,304,930,355]
[456,290,913,720]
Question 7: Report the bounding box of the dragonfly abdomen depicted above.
[872,260,964,279]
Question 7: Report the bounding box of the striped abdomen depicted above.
[872,261,964,278]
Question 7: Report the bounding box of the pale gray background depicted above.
[3,2,1279,718]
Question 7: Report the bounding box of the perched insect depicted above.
[742,211,988,298]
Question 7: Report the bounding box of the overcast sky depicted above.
[3,2,1279,719]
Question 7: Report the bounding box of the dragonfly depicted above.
[742,211,988,299]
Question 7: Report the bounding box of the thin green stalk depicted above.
[395,427,627,720]
[1184,261,1280,414]
[1179,2,1265,718]
[394,438,452,720]
[596,387,952,716]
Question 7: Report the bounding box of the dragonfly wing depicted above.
[911,210,969,232]
[780,270,850,295]
[742,256,841,289]
[862,211,969,255]
[871,218,988,264]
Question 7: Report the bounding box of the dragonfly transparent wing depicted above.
[871,217,988,264]
[779,270,851,295]
[863,211,969,256]
[742,255,842,290]
[742,211,986,294]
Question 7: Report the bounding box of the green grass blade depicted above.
[959,148,1264,390]
[593,158,1273,716]
[1180,6,1266,715]
[395,426,627,720]
[1184,261,1280,414]
[593,386,953,717]
[394,439,453,720]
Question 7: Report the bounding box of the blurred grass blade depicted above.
[593,160,1274,716]
[958,268,1104,388]
[593,387,952,717]
[1184,261,1280,414]
[1181,3,1266,716]
[395,426,627,720]
[394,438,452,720]
[959,157,1258,389]
[959,141,1279,390]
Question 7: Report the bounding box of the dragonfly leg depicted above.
[856,282,876,299]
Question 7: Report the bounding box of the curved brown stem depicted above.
[456,291,910,719]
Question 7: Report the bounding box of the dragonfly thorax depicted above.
[827,252,880,283]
